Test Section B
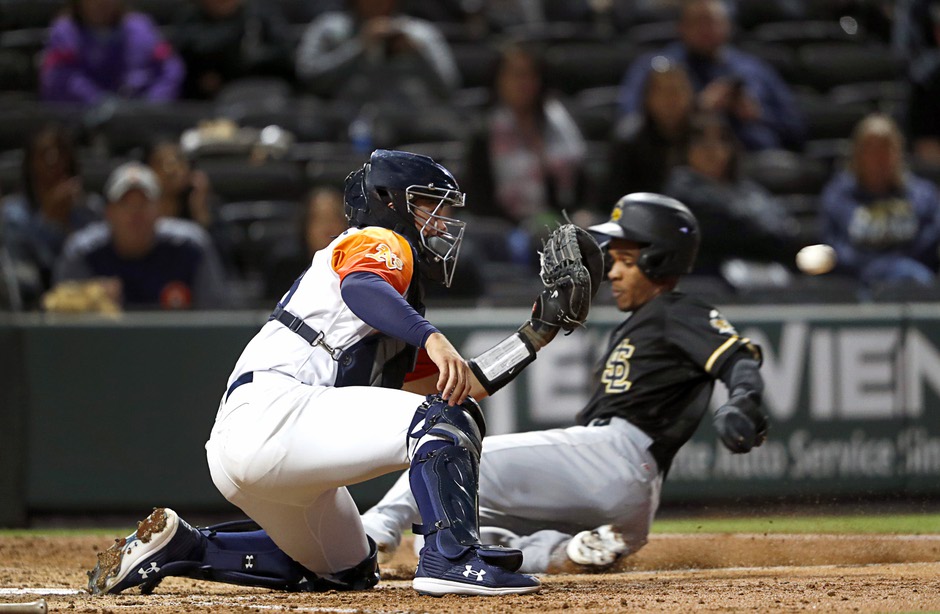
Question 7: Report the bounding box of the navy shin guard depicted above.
[408,395,484,556]
[408,395,524,573]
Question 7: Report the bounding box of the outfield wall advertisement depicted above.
[458,304,940,501]
[1,303,938,525]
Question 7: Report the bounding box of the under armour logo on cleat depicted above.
[462,566,486,581]
[243,555,255,570]
[138,562,160,578]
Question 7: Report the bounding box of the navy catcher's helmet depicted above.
[588,192,700,279]
[344,149,466,286]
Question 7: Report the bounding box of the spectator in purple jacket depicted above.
[821,114,940,287]
[40,0,185,105]
[617,0,804,151]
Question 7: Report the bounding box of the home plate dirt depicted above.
[1,533,938,613]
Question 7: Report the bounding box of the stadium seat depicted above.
[369,104,469,149]
[0,0,64,30]
[0,27,48,57]
[89,100,216,155]
[197,159,306,202]
[751,20,864,47]
[229,97,344,143]
[458,213,517,264]
[450,42,501,89]
[303,142,369,189]
[501,21,599,44]
[215,77,294,108]
[435,20,487,43]
[795,90,870,140]
[828,80,910,116]
[737,40,799,83]
[910,158,940,189]
[737,273,861,304]
[543,41,636,95]
[795,42,904,92]
[629,3,681,26]
[0,149,23,194]
[79,155,132,195]
[870,279,940,302]
[274,0,342,24]
[126,0,187,25]
[0,47,36,93]
[627,20,679,50]
[0,103,80,152]
[215,199,303,281]
[803,138,851,174]
[740,149,828,195]
[734,0,807,31]
[567,88,619,141]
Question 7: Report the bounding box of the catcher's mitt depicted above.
[535,224,604,332]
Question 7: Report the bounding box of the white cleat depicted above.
[566,524,629,568]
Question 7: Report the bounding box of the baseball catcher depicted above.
[88,150,573,598]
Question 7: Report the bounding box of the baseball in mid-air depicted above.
[795,244,837,275]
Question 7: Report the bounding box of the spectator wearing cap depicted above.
[53,162,229,310]
[617,0,804,151]
[40,0,184,104]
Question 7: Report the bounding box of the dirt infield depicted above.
[2,533,939,613]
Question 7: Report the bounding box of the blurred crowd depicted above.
[2,0,940,312]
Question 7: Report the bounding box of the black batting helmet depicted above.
[588,193,700,279]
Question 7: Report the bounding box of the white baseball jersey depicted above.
[206,225,431,578]
[227,225,419,389]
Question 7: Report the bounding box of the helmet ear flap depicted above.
[638,249,669,280]
[343,167,368,225]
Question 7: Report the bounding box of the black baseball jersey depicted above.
[576,291,760,472]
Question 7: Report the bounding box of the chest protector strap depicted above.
[270,305,345,361]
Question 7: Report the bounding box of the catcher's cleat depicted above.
[87,508,204,595]
[413,542,540,597]
[565,524,628,568]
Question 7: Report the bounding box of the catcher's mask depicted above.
[588,192,700,280]
[344,149,466,287]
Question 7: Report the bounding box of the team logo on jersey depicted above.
[601,338,635,394]
[365,243,404,270]
[709,309,737,335]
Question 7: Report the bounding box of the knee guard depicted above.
[296,537,379,592]
[407,394,485,559]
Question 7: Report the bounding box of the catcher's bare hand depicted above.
[425,332,472,406]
